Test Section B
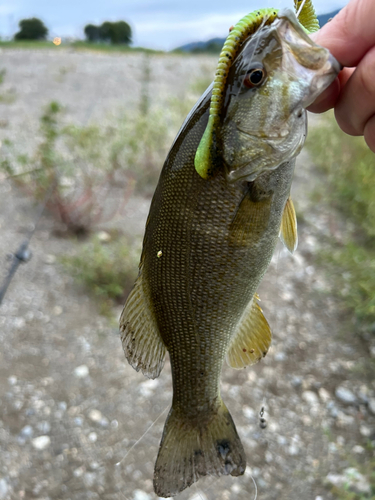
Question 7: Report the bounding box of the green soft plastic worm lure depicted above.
[194,0,320,179]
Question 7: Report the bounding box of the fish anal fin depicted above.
[279,196,298,254]
[119,270,166,379]
[226,296,272,369]
[154,400,246,497]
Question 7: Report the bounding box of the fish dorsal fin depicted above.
[120,269,166,379]
[226,295,272,369]
[279,196,298,254]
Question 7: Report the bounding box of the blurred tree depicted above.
[84,24,101,42]
[84,21,132,45]
[100,21,132,44]
[14,18,48,40]
[110,21,132,44]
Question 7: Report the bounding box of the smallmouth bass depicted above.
[120,7,340,498]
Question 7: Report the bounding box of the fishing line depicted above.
[115,404,169,467]
[250,473,258,500]
[296,0,308,19]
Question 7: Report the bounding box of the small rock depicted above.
[352,445,365,454]
[8,376,17,386]
[315,497,324,500]
[73,467,84,478]
[368,398,375,416]
[326,473,345,488]
[288,444,300,456]
[37,421,51,434]
[302,391,319,406]
[97,231,111,242]
[335,386,357,405]
[231,483,241,493]
[0,478,9,499]
[44,254,56,264]
[53,305,63,316]
[187,493,207,500]
[88,432,97,443]
[359,424,372,437]
[318,387,330,403]
[274,351,286,362]
[133,489,152,500]
[243,406,255,420]
[336,411,355,428]
[291,376,302,388]
[326,401,339,418]
[74,365,89,378]
[343,467,371,495]
[31,435,51,450]
[13,317,26,329]
[58,401,67,412]
[74,417,84,427]
[88,409,102,423]
[20,425,33,438]
[84,472,96,488]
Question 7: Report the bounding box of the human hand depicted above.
[307,0,375,153]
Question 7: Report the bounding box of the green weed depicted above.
[306,112,375,336]
[60,234,140,315]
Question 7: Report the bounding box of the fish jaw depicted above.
[276,8,342,107]
[220,9,340,183]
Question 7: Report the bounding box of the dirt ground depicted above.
[0,49,374,500]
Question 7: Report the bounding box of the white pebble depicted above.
[88,432,97,443]
[187,492,207,500]
[97,231,111,242]
[44,254,56,264]
[335,386,356,405]
[88,409,102,422]
[359,425,372,437]
[32,435,50,450]
[0,478,9,499]
[133,489,152,500]
[53,305,63,316]
[302,391,319,406]
[74,365,89,378]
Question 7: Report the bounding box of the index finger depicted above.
[312,0,375,67]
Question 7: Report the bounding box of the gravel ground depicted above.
[0,49,374,500]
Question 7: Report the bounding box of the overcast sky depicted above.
[0,0,349,51]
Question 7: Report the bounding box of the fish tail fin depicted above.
[154,400,246,497]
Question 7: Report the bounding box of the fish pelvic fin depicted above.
[154,401,246,497]
[279,196,298,254]
[119,269,166,379]
[226,295,272,369]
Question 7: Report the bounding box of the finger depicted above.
[307,77,340,113]
[334,45,375,136]
[307,68,354,114]
[364,114,375,153]
[311,0,375,67]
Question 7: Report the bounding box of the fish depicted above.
[120,6,340,498]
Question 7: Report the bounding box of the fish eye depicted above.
[243,65,266,88]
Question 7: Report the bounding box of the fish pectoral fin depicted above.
[226,295,272,369]
[119,269,166,379]
[279,196,298,254]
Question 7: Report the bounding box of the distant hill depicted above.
[174,8,341,54]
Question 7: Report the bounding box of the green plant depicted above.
[306,112,375,335]
[60,234,139,315]
[1,102,134,234]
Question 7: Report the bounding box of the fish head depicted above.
[220,8,341,182]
